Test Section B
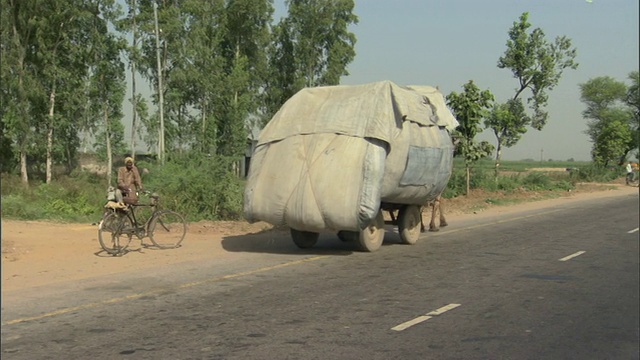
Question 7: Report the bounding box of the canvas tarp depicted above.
[244,80,458,233]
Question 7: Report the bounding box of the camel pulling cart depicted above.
[244,81,458,252]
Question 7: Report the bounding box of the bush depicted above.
[569,164,620,183]
[1,173,105,222]
[141,154,245,221]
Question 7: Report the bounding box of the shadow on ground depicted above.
[220,226,407,256]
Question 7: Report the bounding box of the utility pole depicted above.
[154,1,165,165]
[540,148,544,162]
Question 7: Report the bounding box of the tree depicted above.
[580,75,635,166]
[264,0,358,122]
[484,99,528,175]
[446,80,495,195]
[2,0,41,186]
[625,71,639,159]
[589,109,632,166]
[490,12,578,172]
[217,0,273,159]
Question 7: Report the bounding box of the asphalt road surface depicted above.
[2,194,639,360]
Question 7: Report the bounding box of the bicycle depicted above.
[98,191,187,256]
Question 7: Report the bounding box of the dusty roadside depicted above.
[2,182,637,292]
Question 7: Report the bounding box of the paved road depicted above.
[2,193,639,359]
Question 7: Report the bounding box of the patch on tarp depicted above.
[400,146,443,186]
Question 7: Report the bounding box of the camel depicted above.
[420,195,447,232]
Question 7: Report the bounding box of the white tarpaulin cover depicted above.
[244,80,458,233]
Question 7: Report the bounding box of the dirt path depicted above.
[2,183,637,292]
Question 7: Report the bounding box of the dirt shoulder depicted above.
[2,182,638,292]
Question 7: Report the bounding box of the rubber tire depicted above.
[356,210,385,252]
[291,229,319,249]
[149,210,187,249]
[398,205,421,245]
[98,211,133,256]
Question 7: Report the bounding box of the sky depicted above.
[273,0,639,161]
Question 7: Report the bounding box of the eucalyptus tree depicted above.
[264,21,299,122]
[1,0,42,186]
[180,0,227,155]
[285,0,357,86]
[2,0,86,184]
[132,0,188,161]
[580,75,635,166]
[489,12,578,173]
[446,80,495,195]
[0,0,15,172]
[214,0,274,158]
[86,0,128,185]
[263,0,358,122]
[115,0,148,160]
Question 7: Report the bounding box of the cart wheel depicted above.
[356,210,385,252]
[291,229,319,249]
[337,230,357,242]
[398,205,421,245]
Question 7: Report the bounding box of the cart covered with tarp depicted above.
[244,80,458,251]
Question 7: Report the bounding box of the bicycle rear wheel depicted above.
[98,211,133,255]
[149,210,187,249]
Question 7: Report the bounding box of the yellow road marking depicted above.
[4,209,566,326]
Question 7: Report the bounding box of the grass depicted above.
[0,159,628,223]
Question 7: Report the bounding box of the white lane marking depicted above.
[628,228,639,234]
[426,303,462,316]
[391,303,461,331]
[559,251,586,262]
[391,315,432,331]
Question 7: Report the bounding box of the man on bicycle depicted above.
[117,156,144,204]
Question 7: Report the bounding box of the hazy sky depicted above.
[275,0,639,161]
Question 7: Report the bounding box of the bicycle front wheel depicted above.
[149,210,187,249]
[98,211,133,255]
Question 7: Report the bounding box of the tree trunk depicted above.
[494,141,503,178]
[153,2,165,165]
[105,103,113,186]
[20,151,28,189]
[465,164,470,196]
[130,0,138,160]
[130,62,137,160]
[201,102,206,153]
[14,13,30,188]
[46,84,56,184]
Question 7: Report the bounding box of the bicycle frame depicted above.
[99,192,186,255]
[113,194,161,238]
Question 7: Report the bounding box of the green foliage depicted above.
[285,0,358,87]
[485,99,530,173]
[140,154,245,221]
[263,0,358,122]
[580,75,636,166]
[447,80,495,194]
[498,12,578,130]
[1,173,105,222]
[568,164,620,183]
[441,161,579,201]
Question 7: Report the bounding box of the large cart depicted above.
[244,81,458,252]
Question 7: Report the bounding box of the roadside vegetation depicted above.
[0,158,628,224]
[2,3,637,224]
